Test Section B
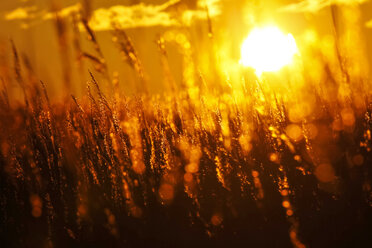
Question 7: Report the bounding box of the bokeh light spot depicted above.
[314,163,336,183]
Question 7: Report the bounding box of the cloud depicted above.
[2,0,221,30]
[279,0,369,13]
[43,3,81,20]
[182,0,221,25]
[3,3,82,21]
[4,6,38,20]
[88,1,179,31]
[88,0,221,30]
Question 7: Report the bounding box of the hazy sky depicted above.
[1,0,372,95]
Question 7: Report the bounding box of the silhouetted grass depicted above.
[0,10,372,248]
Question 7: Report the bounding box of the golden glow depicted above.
[240,26,298,76]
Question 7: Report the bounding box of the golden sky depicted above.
[1,0,372,95]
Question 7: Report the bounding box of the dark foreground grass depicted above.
[0,75,371,248]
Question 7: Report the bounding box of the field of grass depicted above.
[1,3,372,248]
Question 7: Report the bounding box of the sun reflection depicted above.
[240,26,298,76]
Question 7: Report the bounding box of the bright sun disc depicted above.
[240,26,298,76]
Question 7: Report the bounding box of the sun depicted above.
[240,26,298,76]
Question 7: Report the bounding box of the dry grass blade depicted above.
[112,24,148,93]
[71,94,85,113]
[10,39,28,106]
[0,77,10,109]
[10,39,23,85]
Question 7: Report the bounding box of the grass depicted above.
[0,8,372,248]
